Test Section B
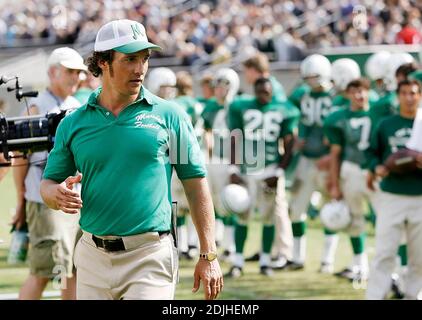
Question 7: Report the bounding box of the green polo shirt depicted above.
[43,87,206,236]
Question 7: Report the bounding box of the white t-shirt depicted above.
[24,90,81,203]
[406,107,422,152]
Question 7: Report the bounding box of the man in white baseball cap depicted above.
[47,47,88,71]
[11,46,87,300]
[40,19,223,300]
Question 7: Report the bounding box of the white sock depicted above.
[177,225,188,253]
[321,234,339,265]
[233,253,244,268]
[293,237,306,264]
[187,217,198,248]
[215,219,225,245]
[259,253,271,267]
[222,225,235,253]
[352,253,368,273]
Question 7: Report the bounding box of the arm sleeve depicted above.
[281,111,299,138]
[172,112,207,180]
[43,118,77,182]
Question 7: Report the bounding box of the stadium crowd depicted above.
[1,0,422,64]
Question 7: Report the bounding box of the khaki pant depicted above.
[290,156,329,223]
[366,192,422,299]
[340,161,374,237]
[74,231,178,300]
[26,201,80,278]
[241,165,293,260]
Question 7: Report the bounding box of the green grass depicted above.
[0,171,374,299]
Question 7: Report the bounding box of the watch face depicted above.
[207,252,217,261]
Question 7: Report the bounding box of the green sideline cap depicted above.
[94,19,161,54]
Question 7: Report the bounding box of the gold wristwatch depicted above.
[199,252,218,261]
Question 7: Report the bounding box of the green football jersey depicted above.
[369,91,398,129]
[332,94,350,109]
[270,76,287,103]
[289,87,336,158]
[201,98,231,159]
[324,108,372,166]
[229,97,299,173]
[366,114,422,195]
[173,95,202,126]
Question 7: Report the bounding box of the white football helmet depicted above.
[320,200,352,231]
[384,52,415,91]
[213,68,240,106]
[365,51,391,81]
[331,58,361,91]
[300,54,332,90]
[146,67,177,98]
[220,184,251,218]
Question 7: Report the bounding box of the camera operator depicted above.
[11,47,87,300]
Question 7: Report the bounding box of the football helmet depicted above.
[332,58,361,91]
[213,68,240,105]
[220,184,251,218]
[383,52,415,91]
[146,67,177,98]
[320,200,352,231]
[300,54,332,90]
[365,51,391,81]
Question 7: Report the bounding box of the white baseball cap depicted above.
[94,19,161,54]
[47,47,88,71]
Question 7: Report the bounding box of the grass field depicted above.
[0,171,375,299]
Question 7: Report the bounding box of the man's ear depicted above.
[48,66,59,79]
[98,59,108,73]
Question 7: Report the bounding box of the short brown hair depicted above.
[243,52,270,73]
[86,50,115,77]
[346,78,371,91]
[176,71,193,96]
[200,74,214,86]
[395,62,418,79]
[397,79,422,94]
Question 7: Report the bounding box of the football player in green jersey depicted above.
[366,79,422,300]
[201,68,240,263]
[226,77,299,277]
[173,71,206,259]
[288,54,339,272]
[324,78,375,281]
[370,53,415,129]
[242,51,287,102]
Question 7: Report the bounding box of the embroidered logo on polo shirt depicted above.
[135,113,164,129]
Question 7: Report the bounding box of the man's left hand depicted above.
[192,259,223,300]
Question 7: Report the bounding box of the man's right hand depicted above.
[48,174,83,214]
[11,201,26,230]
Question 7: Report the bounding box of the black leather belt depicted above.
[92,231,170,252]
